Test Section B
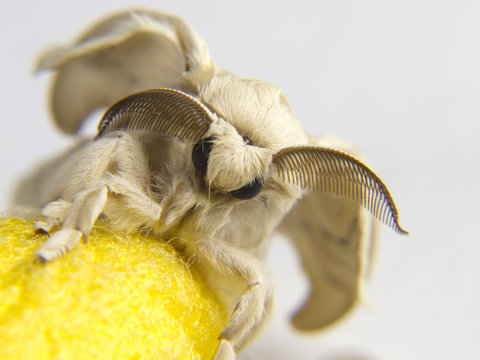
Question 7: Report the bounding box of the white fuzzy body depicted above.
[12,9,394,359]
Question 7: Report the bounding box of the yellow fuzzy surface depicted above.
[0,218,226,360]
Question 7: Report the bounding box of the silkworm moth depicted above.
[13,9,408,359]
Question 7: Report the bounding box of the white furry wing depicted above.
[36,9,212,134]
[278,134,379,331]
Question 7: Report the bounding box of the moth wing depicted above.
[277,134,379,331]
[36,9,212,134]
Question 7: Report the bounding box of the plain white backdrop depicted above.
[1,1,479,359]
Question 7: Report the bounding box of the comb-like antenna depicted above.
[273,146,408,235]
[97,88,213,142]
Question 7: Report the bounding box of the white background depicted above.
[1,1,479,359]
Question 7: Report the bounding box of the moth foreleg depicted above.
[35,184,108,262]
[105,179,163,230]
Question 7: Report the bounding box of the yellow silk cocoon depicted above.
[0,218,226,360]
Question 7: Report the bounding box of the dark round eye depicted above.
[192,138,214,173]
[231,178,263,200]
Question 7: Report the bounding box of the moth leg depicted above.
[105,178,164,230]
[198,240,273,359]
[33,199,72,234]
[35,184,108,262]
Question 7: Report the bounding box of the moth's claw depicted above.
[33,220,51,236]
[35,246,67,263]
[34,229,83,262]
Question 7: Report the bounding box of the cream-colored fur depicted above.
[16,9,406,359]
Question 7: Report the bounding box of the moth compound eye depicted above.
[192,138,214,173]
[231,178,263,200]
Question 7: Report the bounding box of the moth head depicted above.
[197,120,273,196]
[97,88,408,234]
[191,134,270,198]
[96,88,273,199]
